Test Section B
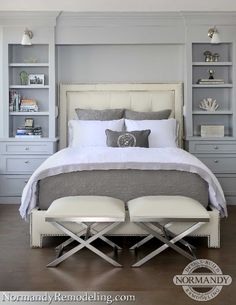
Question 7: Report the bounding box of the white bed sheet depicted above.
[19,147,227,219]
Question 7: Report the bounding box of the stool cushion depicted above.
[128,196,209,222]
[46,196,125,222]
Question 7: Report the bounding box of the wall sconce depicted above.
[21,28,33,45]
[208,27,220,44]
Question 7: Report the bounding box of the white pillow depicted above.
[125,118,178,148]
[68,119,124,147]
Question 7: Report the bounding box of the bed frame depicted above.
[30,83,220,248]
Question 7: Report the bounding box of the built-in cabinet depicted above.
[8,44,50,138]
[0,21,58,203]
[185,38,236,203]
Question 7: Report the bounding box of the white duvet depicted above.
[19,147,227,219]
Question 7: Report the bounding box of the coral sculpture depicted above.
[199,98,219,111]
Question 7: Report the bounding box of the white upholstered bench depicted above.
[45,196,125,267]
[128,196,210,267]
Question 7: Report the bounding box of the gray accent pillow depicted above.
[75,108,124,120]
[124,109,171,120]
[105,129,151,148]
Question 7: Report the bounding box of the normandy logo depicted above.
[173,259,232,301]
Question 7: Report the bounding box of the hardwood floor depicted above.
[0,204,235,305]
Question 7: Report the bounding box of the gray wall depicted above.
[57,44,184,84]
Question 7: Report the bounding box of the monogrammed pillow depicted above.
[105,129,151,148]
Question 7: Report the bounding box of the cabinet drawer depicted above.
[189,142,236,153]
[195,155,236,173]
[0,156,48,173]
[0,175,30,196]
[0,142,54,154]
[217,175,236,197]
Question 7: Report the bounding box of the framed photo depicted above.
[201,125,224,137]
[28,74,44,86]
[25,118,34,128]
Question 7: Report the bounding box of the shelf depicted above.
[9,63,49,67]
[0,137,59,142]
[9,85,49,89]
[9,112,49,116]
[192,62,232,66]
[186,136,235,141]
[193,111,233,115]
[192,84,233,88]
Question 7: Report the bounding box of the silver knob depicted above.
[214,160,219,163]
[25,147,30,151]
[24,160,29,164]
[24,180,28,184]
[214,146,219,150]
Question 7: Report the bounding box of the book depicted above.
[16,126,42,136]
[20,99,39,112]
[197,78,225,84]
[15,135,42,138]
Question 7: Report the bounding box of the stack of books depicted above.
[197,79,225,85]
[20,99,39,112]
[15,126,42,138]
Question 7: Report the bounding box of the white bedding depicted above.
[19,147,227,219]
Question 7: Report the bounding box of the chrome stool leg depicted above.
[132,222,205,267]
[47,221,123,268]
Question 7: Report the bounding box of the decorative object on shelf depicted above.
[20,99,38,112]
[25,118,34,128]
[208,69,215,79]
[19,71,28,85]
[213,53,220,62]
[203,51,213,62]
[201,125,224,137]
[28,74,44,86]
[208,26,220,44]
[199,98,219,112]
[21,28,33,46]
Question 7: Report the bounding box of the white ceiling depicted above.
[0,0,236,12]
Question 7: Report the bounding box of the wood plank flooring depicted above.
[0,204,235,305]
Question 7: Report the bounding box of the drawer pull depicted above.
[24,180,28,184]
[214,160,219,163]
[214,146,219,150]
[24,160,30,164]
[25,147,30,151]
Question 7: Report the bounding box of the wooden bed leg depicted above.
[208,233,220,248]
[30,232,43,248]
[30,208,43,248]
[207,206,220,248]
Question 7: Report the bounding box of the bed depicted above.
[25,83,223,248]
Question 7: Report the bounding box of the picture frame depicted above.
[200,125,224,137]
[24,117,34,128]
[28,74,44,86]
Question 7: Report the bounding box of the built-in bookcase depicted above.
[191,43,234,138]
[8,44,51,138]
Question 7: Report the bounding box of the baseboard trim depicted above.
[0,197,21,204]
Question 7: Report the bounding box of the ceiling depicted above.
[0,0,236,12]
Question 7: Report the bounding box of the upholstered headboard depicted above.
[59,83,183,149]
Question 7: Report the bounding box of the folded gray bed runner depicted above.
[38,170,208,210]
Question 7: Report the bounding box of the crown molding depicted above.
[0,11,59,26]
[57,12,184,27]
[182,11,236,25]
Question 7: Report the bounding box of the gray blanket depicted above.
[38,170,208,209]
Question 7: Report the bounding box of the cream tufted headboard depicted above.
[59,83,183,149]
